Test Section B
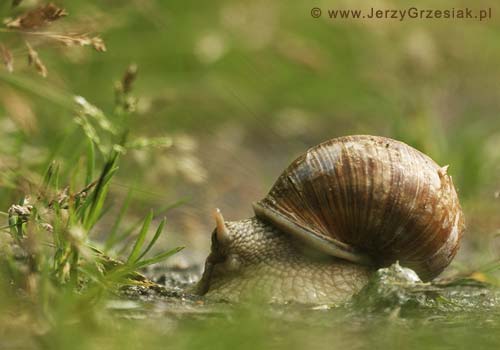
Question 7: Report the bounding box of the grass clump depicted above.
[0,65,183,348]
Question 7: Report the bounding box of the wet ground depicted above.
[109,263,500,350]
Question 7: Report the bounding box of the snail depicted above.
[195,135,465,304]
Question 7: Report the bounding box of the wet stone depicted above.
[351,262,443,312]
[152,264,202,291]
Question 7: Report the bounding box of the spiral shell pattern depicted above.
[254,135,464,280]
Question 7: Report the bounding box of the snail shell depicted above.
[253,135,465,280]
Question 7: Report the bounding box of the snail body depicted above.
[197,135,465,304]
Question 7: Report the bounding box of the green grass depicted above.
[0,17,185,342]
[0,95,185,349]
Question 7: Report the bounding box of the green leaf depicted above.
[108,219,142,253]
[136,217,166,261]
[83,175,114,230]
[105,186,134,251]
[86,139,95,185]
[82,150,120,229]
[127,210,153,263]
[132,247,184,269]
[42,161,60,189]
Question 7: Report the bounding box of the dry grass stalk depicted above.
[26,41,47,77]
[0,44,14,72]
[1,3,106,75]
[37,32,107,52]
[122,64,138,93]
[5,3,68,29]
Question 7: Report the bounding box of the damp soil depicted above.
[111,264,500,349]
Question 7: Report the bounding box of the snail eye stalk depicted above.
[213,208,231,246]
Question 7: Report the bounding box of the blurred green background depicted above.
[1,0,500,268]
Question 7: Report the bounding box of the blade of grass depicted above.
[102,208,149,255]
[86,139,95,185]
[51,203,64,248]
[136,217,166,261]
[111,218,146,255]
[127,210,153,263]
[104,197,186,252]
[83,175,114,230]
[0,223,19,231]
[81,151,119,229]
[156,197,190,216]
[131,246,184,270]
[6,215,21,242]
[77,166,117,223]
[105,187,134,251]
[42,161,59,189]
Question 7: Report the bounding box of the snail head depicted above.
[195,209,258,294]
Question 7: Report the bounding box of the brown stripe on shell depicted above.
[253,135,465,280]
